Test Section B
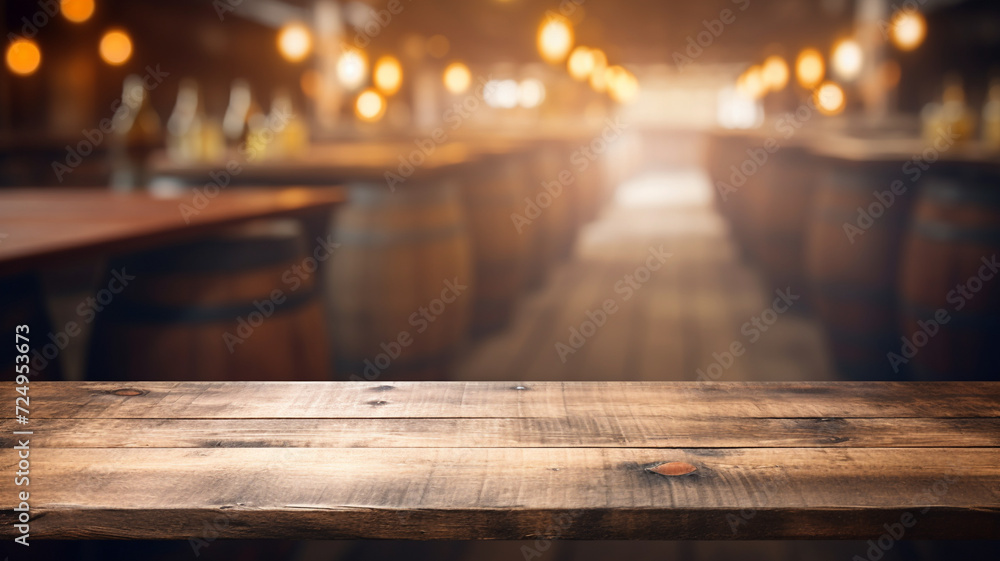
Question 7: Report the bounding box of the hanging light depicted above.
[831,39,863,81]
[6,39,41,76]
[537,14,574,64]
[355,88,386,122]
[795,48,825,89]
[99,29,132,66]
[890,10,926,51]
[373,56,403,95]
[277,23,313,62]
[443,62,471,94]
[761,55,789,92]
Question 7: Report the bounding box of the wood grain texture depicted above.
[0,381,997,540]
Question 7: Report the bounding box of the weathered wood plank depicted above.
[11,381,999,419]
[1,447,996,540]
[3,416,998,449]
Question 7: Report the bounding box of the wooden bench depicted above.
[2,381,998,540]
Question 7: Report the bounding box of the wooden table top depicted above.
[0,187,346,275]
[1,381,997,540]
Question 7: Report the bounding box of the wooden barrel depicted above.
[745,144,818,293]
[806,162,914,380]
[462,154,532,334]
[1,272,62,380]
[326,182,472,380]
[898,167,1000,380]
[87,220,330,381]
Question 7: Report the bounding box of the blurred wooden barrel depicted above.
[745,145,817,292]
[463,154,531,334]
[898,167,1000,380]
[806,162,913,380]
[1,273,61,380]
[327,182,472,380]
[87,220,330,381]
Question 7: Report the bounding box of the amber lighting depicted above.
[337,47,368,91]
[426,35,450,59]
[795,48,825,89]
[537,14,574,64]
[277,23,313,63]
[355,88,386,122]
[6,39,41,76]
[890,10,926,51]
[99,29,132,66]
[567,46,594,81]
[373,56,403,95]
[762,55,789,92]
[443,62,471,94]
[61,0,95,23]
[815,81,846,115]
[831,39,863,81]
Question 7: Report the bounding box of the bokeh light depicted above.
[355,88,386,122]
[890,10,926,51]
[373,56,403,96]
[443,62,471,94]
[567,46,594,81]
[831,39,863,81]
[815,81,846,115]
[795,48,825,89]
[99,29,133,66]
[518,79,546,108]
[277,23,313,63]
[762,55,789,92]
[61,0,95,23]
[337,47,369,91]
[537,14,574,64]
[5,39,41,76]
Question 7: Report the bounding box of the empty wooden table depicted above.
[1,381,997,541]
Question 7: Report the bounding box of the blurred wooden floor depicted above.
[454,167,835,383]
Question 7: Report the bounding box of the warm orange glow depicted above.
[587,49,608,92]
[443,62,471,94]
[890,10,926,51]
[277,23,313,62]
[831,38,863,81]
[355,88,386,122]
[762,55,789,91]
[815,81,846,115]
[567,46,594,80]
[537,14,574,63]
[99,29,132,66]
[6,39,41,76]
[607,66,639,103]
[61,0,95,23]
[337,47,368,90]
[426,35,450,59]
[737,65,766,99]
[300,69,320,99]
[795,48,825,89]
[373,56,403,95]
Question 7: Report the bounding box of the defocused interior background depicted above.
[3,0,1000,559]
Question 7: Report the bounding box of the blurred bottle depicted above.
[166,78,203,163]
[110,74,162,190]
[922,74,974,142]
[982,78,1000,149]
[270,89,309,158]
[222,79,253,147]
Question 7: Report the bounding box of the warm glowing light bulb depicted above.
[277,23,313,63]
[518,79,546,108]
[337,47,368,91]
[6,39,41,76]
[762,55,789,92]
[737,65,766,99]
[373,56,403,95]
[815,81,846,115]
[443,62,471,94]
[890,10,926,51]
[608,68,639,103]
[537,14,574,64]
[355,88,386,122]
[588,49,608,92]
[795,48,825,89]
[99,29,132,66]
[567,46,594,81]
[831,39,863,81]
[61,0,95,23]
